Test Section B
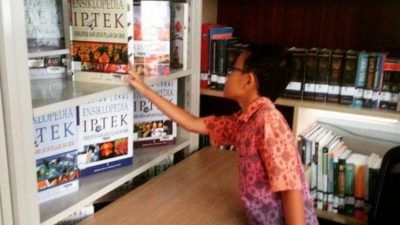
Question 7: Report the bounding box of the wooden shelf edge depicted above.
[39,138,190,225]
[200,88,400,120]
[317,210,367,225]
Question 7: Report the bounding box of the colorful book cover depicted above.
[24,0,65,52]
[134,1,170,77]
[133,80,177,148]
[170,2,189,70]
[69,0,134,84]
[33,107,79,203]
[77,91,133,177]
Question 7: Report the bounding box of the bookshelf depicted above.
[0,0,201,225]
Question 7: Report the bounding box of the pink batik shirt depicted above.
[204,97,318,225]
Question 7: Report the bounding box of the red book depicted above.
[201,23,223,73]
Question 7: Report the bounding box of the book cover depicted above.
[352,52,369,108]
[77,91,133,177]
[133,80,177,148]
[70,0,134,84]
[339,50,359,105]
[327,49,345,103]
[24,0,65,52]
[285,47,307,99]
[170,2,189,70]
[134,1,170,77]
[33,107,79,203]
[314,49,332,102]
[303,48,319,101]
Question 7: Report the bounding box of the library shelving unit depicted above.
[201,88,400,225]
[0,0,202,225]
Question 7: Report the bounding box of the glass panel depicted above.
[24,0,65,52]
[28,54,67,80]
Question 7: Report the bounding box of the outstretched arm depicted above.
[124,69,208,135]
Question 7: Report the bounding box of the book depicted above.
[216,39,229,90]
[363,53,378,108]
[314,49,332,102]
[371,53,386,108]
[170,2,189,70]
[77,91,133,177]
[337,149,352,214]
[352,51,369,108]
[33,107,79,203]
[327,49,345,103]
[201,23,223,73]
[303,48,319,101]
[380,59,400,110]
[285,47,307,99]
[70,0,134,84]
[339,50,359,105]
[134,1,171,77]
[24,0,65,52]
[29,55,67,80]
[133,80,177,148]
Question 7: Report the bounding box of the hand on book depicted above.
[124,64,150,94]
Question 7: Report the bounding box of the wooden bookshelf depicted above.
[200,88,400,120]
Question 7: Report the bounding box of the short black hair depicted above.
[242,44,293,102]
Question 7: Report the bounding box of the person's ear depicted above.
[244,72,258,90]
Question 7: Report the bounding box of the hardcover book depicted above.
[33,107,79,203]
[314,49,332,102]
[201,23,223,73]
[134,1,170,77]
[363,53,378,108]
[352,51,369,108]
[133,80,177,148]
[339,50,359,105]
[77,91,133,177]
[285,47,307,99]
[69,0,134,84]
[170,2,189,70]
[24,0,65,52]
[303,48,319,101]
[327,50,345,103]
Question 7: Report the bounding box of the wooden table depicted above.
[80,147,247,225]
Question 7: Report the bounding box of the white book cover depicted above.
[77,90,133,176]
[69,0,134,84]
[33,107,79,203]
[133,80,177,148]
[170,2,189,70]
[133,1,170,77]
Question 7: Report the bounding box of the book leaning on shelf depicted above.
[133,80,177,148]
[77,90,133,177]
[69,0,134,84]
[33,107,79,203]
[133,1,171,77]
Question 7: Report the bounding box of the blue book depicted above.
[352,52,369,108]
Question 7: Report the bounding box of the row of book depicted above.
[27,1,189,82]
[299,123,382,220]
[199,23,250,90]
[285,48,400,111]
[34,81,178,203]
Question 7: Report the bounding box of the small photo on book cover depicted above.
[33,107,79,203]
[78,91,133,177]
[133,80,177,148]
[134,1,170,77]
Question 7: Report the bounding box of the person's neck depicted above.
[237,92,261,111]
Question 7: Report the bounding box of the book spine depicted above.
[379,71,392,109]
[372,53,386,108]
[363,54,378,108]
[285,48,307,99]
[344,162,355,216]
[352,52,369,108]
[216,39,228,90]
[303,49,319,101]
[327,50,344,103]
[208,39,218,89]
[337,158,347,214]
[340,51,359,105]
[314,49,332,102]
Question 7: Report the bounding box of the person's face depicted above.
[223,52,249,100]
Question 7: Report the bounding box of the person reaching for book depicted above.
[124,43,318,225]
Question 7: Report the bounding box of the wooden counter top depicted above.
[80,147,247,225]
